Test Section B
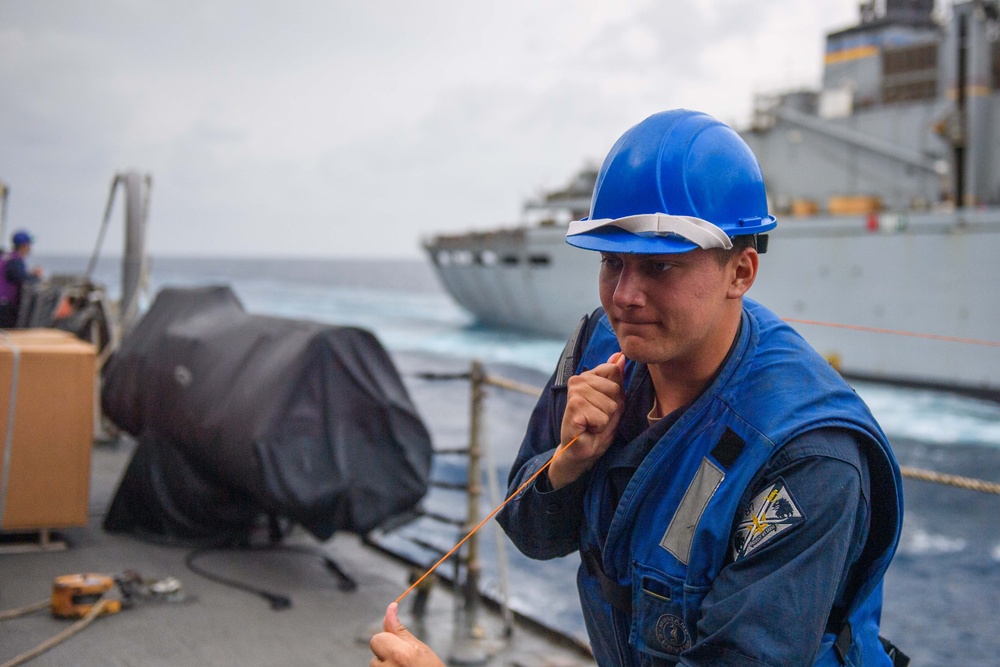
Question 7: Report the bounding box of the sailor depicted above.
[496,109,906,666]
[0,229,43,328]
[370,109,906,666]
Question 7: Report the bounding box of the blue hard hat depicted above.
[566,109,776,254]
[11,230,33,247]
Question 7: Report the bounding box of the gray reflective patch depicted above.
[659,458,725,564]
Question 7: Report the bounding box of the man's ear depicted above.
[727,247,758,299]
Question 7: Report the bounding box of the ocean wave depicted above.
[898,525,968,556]
[853,382,1000,449]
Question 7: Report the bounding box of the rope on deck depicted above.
[0,596,111,667]
[900,466,1000,495]
[0,599,48,621]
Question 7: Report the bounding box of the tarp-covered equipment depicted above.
[101,286,433,544]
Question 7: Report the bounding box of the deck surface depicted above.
[0,436,595,667]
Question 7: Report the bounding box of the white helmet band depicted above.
[566,213,734,250]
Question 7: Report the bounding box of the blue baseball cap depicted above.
[12,230,33,246]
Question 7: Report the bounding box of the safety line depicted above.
[782,318,1000,347]
[900,466,1000,495]
[394,434,581,604]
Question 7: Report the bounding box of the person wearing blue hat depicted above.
[0,229,43,328]
[371,110,907,666]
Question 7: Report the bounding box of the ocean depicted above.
[41,253,1000,665]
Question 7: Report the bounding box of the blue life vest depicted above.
[575,299,903,666]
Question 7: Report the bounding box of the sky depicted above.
[0,0,868,259]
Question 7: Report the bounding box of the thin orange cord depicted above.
[394,434,581,605]
[782,317,1000,347]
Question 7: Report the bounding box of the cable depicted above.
[184,542,357,611]
[782,317,1000,347]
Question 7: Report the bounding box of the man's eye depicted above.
[651,261,673,272]
[600,254,622,270]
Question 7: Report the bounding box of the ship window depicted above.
[501,255,519,265]
[452,250,474,265]
[882,42,937,105]
[528,254,551,266]
[478,250,498,266]
[883,43,937,75]
[883,80,936,104]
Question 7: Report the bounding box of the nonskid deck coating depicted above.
[0,436,595,667]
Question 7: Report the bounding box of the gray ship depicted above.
[424,0,1000,400]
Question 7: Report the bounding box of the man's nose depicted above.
[613,265,646,308]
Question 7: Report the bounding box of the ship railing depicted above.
[367,361,573,665]
[371,358,1000,664]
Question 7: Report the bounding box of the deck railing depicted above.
[378,359,1000,664]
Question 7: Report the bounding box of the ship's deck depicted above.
[5,350,1000,665]
[0,434,595,667]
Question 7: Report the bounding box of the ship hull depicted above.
[425,209,1000,399]
[425,225,601,336]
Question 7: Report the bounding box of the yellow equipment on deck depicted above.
[50,573,121,618]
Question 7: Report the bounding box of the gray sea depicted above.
[42,254,1000,666]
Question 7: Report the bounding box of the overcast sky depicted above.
[0,0,865,259]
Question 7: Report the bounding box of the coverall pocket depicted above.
[630,563,701,665]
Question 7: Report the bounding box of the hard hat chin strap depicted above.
[567,213,733,250]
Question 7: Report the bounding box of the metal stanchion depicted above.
[448,361,488,666]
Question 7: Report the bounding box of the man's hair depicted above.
[710,234,758,267]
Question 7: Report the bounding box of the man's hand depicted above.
[549,352,626,489]
[369,602,445,667]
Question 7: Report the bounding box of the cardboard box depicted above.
[0,329,96,530]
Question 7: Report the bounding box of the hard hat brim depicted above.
[565,216,776,255]
[566,226,700,254]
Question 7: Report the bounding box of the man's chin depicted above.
[616,339,657,365]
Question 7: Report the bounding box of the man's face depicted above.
[598,249,741,370]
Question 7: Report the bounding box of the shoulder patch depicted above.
[732,478,805,561]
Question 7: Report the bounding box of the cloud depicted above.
[0,0,858,258]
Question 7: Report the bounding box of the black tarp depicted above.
[101,285,433,544]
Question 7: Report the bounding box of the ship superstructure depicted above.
[745,0,999,213]
[423,0,1000,399]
